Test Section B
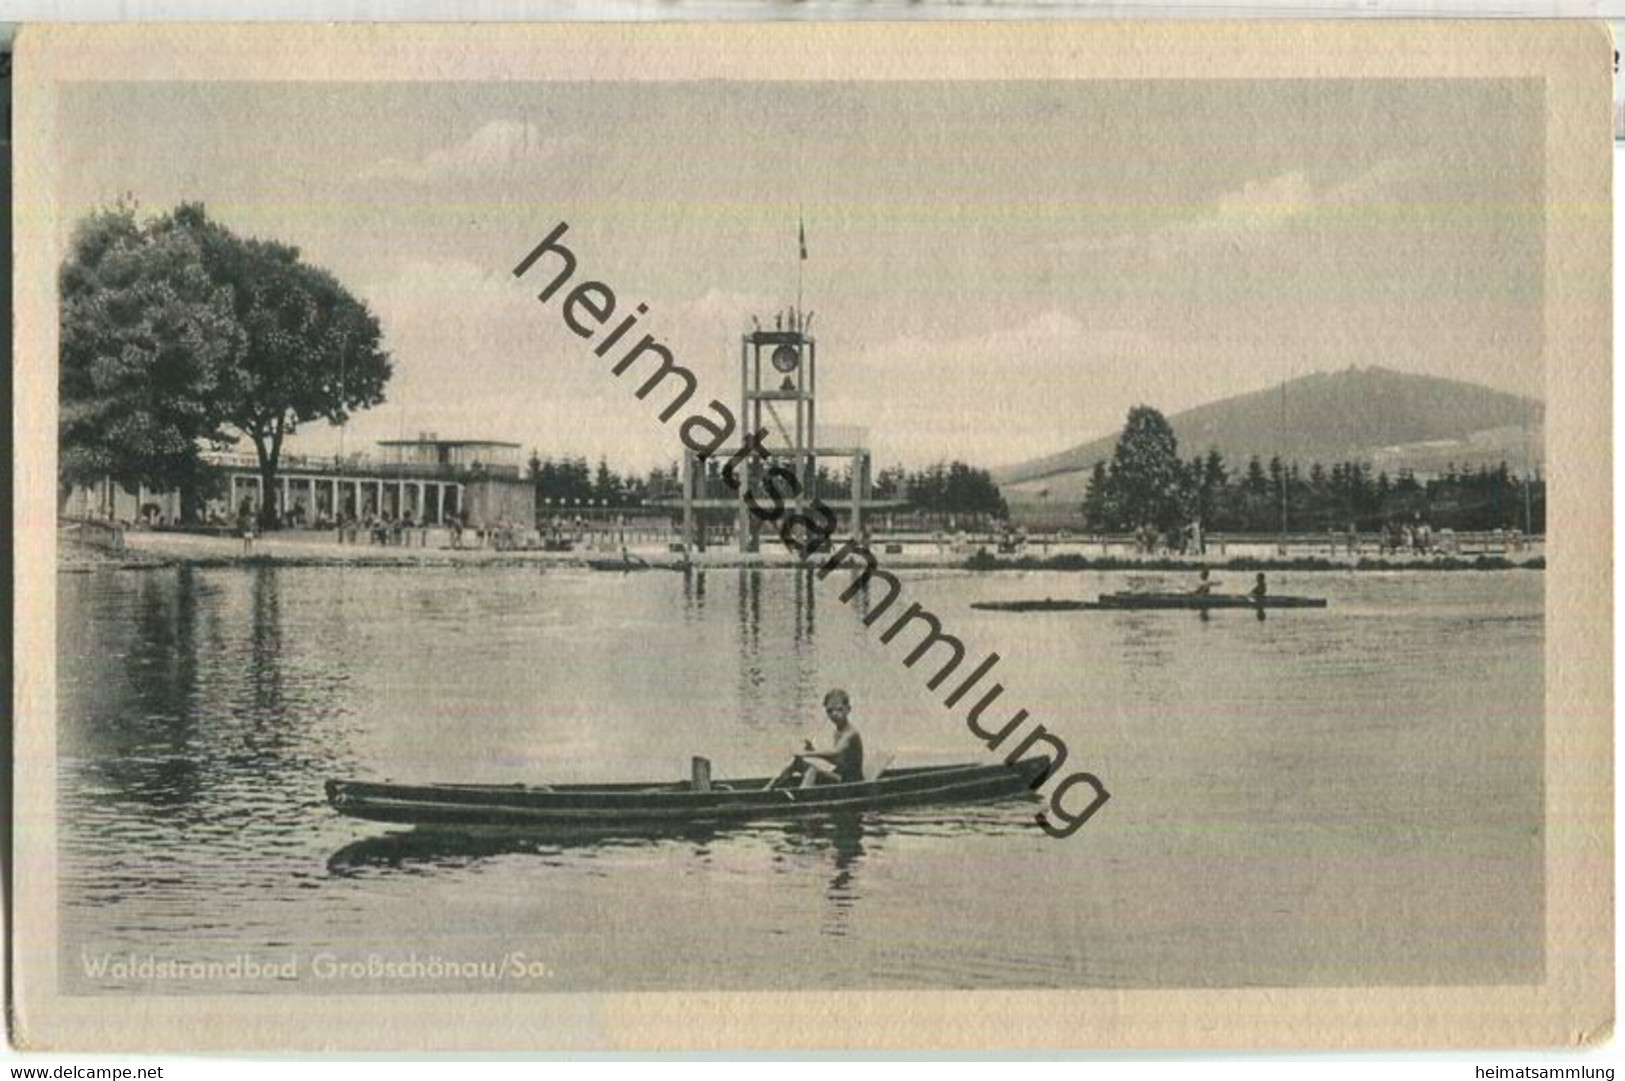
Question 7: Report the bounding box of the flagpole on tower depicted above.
[796,210,807,329]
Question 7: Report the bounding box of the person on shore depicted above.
[767,689,865,790]
[238,504,255,555]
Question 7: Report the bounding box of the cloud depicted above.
[287,262,792,469]
[1047,156,1430,259]
[1149,157,1434,258]
[358,120,581,183]
[658,287,781,338]
[1147,169,1315,257]
[817,311,1177,468]
[1045,232,1143,255]
[1323,155,1431,204]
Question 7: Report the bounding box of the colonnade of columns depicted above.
[225,473,463,525]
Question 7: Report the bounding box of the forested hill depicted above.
[995,366,1543,501]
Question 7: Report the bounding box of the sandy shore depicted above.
[68,529,645,569]
[58,526,1545,573]
[67,528,856,570]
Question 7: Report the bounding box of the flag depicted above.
[798,218,807,261]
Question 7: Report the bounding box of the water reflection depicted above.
[793,567,815,645]
[248,565,285,719]
[324,801,1037,873]
[735,569,821,732]
[681,567,707,613]
[64,566,360,877]
[768,814,867,937]
[1198,606,1267,624]
[738,567,761,652]
[737,570,765,724]
[60,565,1545,991]
[841,567,875,624]
[92,568,211,808]
[325,825,717,874]
[734,568,818,647]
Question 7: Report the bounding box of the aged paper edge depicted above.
[10,20,1614,1052]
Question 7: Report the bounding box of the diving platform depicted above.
[671,313,902,552]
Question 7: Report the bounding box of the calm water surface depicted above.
[57,565,1543,992]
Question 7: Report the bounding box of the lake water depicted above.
[56,564,1544,992]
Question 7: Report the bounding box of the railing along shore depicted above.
[63,514,1541,565]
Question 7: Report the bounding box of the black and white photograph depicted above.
[12,20,1611,1052]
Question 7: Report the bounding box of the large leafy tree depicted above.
[59,202,246,520]
[1103,405,1186,532]
[168,205,392,527]
[61,203,392,527]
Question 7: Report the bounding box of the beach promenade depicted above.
[60,522,1545,573]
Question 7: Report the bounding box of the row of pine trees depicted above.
[527,453,1008,520]
[528,406,1544,534]
[1080,407,1543,534]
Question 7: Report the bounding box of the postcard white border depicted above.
[11,20,1613,1051]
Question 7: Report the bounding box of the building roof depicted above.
[375,439,522,448]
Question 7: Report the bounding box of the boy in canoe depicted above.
[767,688,866,789]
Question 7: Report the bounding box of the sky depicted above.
[55,78,1545,471]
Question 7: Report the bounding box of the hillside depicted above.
[997,366,1543,505]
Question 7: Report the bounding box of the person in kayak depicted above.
[1191,568,1215,596]
[768,688,865,789]
[1250,572,1268,600]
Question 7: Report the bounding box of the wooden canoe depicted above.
[972,594,1327,612]
[584,556,651,571]
[325,758,1049,830]
[971,599,1111,612]
[583,557,687,572]
[1096,592,1326,609]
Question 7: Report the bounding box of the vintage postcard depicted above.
[11,21,1612,1051]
